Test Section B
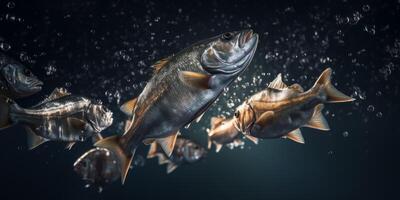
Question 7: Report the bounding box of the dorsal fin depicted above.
[268,73,288,89]
[35,88,71,106]
[152,57,170,74]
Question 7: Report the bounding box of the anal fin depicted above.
[304,104,330,131]
[285,129,305,144]
[156,131,179,157]
[25,126,48,150]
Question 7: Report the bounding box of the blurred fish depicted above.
[234,68,355,143]
[95,30,258,183]
[0,88,113,149]
[207,116,258,152]
[73,147,120,193]
[0,53,43,99]
[147,136,207,174]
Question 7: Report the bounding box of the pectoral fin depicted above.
[67,117,88,131]
[255,111,275,127]
[120,98,137,116]
[244,134,259,145]
[156,132,179,157]
[215,143,223,153]
[25,126,48,150]
[285,129,305,144]
[166,162,178,174]
[304,104,330,131]
[179,71,211,89]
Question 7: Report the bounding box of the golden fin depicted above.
[156,132,179,157]
[25,126,48,150]
[120,98,137,116]
[245,134,259,144]
[124,119,132,132]
[95,136,133,184]
[289,83,304,93]
[304,104,330,131]
[65,142,76,150]
[147,142,159,159]
[268,73,287,89]
[157,154,169,165]
[215,143,223,153]
[166,162,178,174]
[255,111,274,127]
[179,71,211,89]
[313,68,355,103]
[285,129,305,144]
[152,57,169,74]
[210,116,225,130]
[207,138,212,149]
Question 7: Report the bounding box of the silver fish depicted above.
[147,136,207,174]
[207,116,258,153]
[0,88,113,149]
[234,68,355,143]
[73,147,120,192]
[0,53,43,99]
[96,30,258,183]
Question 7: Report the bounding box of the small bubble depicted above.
[342,131,349,137]
[0,42,11,51]
[367,105,375,112]
[6,1,15,9]
[362,5,370,12]
[376,112,383,118]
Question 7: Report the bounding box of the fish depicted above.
[147,136,207,174]
[233,68,355,143]
[0,87,113,149]
[95,30,258,183]
[207,116,258,153]
[0,52,43,99]
[73,147,120,193]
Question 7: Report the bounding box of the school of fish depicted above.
[0,30,355,191]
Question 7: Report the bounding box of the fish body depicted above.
[0,53,43,99]
[96,30,258,183]
[74,147,120,192]
[147,137,207,174]
[0,88,113,149]
[234,68,355,143]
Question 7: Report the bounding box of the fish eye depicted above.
[234,111,240,118]
[221,32,234,41]
[23,68,32,76]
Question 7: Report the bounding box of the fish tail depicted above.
[0,95,13,129]
[313,68,355,103]
[95,135,134,185]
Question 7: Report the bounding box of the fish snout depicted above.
[239,29,256,48]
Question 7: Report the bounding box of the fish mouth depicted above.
[31,80,43,91]
[239,29,256,48]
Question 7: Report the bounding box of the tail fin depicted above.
[313,68,355,103]
[0,96,12,129]
[95,136,133,185]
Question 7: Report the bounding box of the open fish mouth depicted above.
[30,80,44,90]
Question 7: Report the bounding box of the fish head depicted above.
[73,148,120,186]
[183,141,207,163]
[200,29,258,75]
[86,104,113,132]
[234,102,256,133]
[0,62,43,97]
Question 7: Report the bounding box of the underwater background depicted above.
[0,0,398,199]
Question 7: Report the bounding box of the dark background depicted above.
[0,0,398,199]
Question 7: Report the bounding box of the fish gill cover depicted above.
[0,0,398,200]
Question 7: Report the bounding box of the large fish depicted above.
[234,68,355,143]
[207,116,258,152]
[0,52,43,99]
[96,30,258,183]
[0,88,113,149]
[147,136,207,174]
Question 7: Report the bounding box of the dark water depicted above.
[0,0,398,199]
